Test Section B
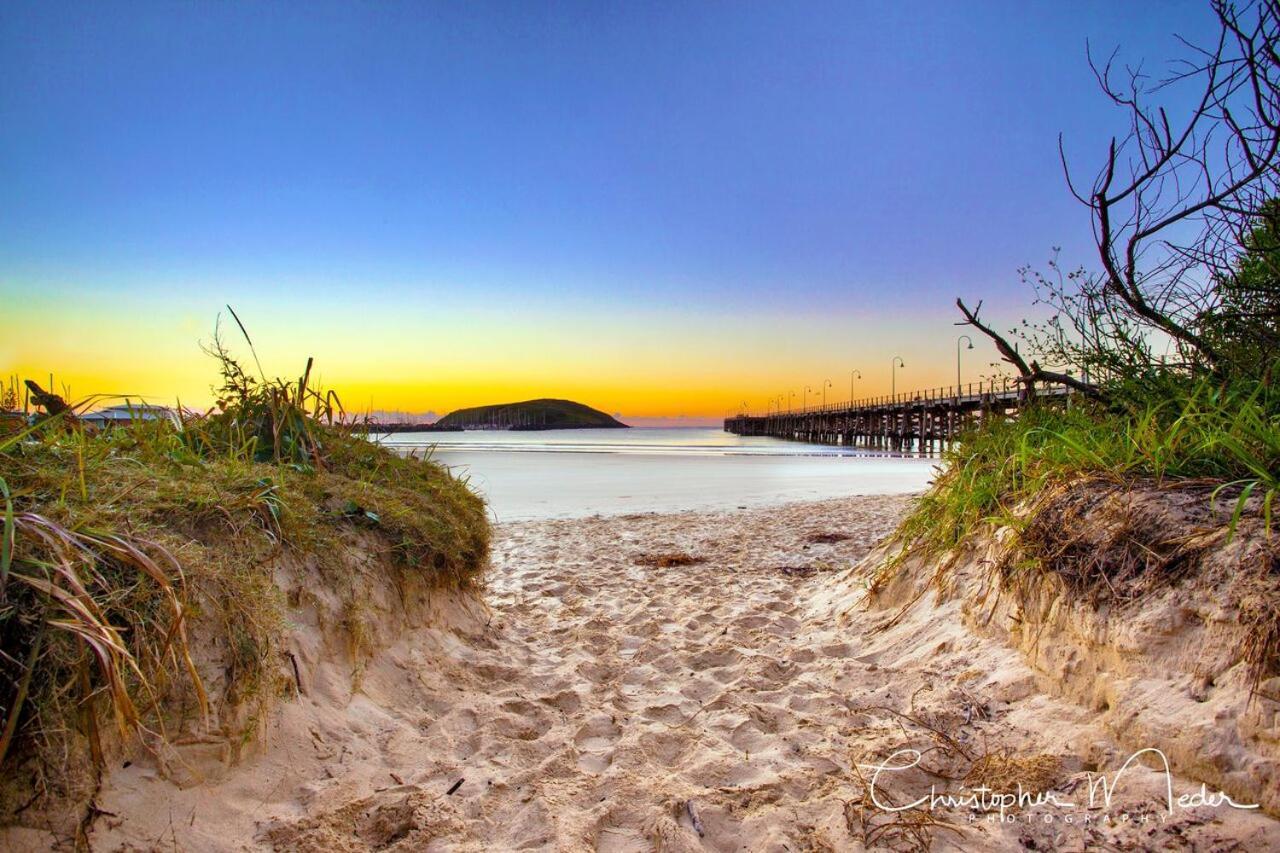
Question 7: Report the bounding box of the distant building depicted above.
[81,403,181,429]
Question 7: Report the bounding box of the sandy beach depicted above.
[10,2,1280,848]
[74,495,1279,851]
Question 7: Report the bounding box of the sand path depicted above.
[90,496,1280,851]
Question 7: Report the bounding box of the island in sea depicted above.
[434,398,629,431]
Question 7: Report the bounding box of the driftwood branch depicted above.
[955,298,1032,377]
[23,381,71,417]
[955,298,1105,401]
[1024,363,1107,400]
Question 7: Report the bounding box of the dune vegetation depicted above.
[884,0,1280,693]
[0,325,489,833]
[899,377,1280,557]
[884,376,1280,688]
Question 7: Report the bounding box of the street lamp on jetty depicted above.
[956,335,974,390]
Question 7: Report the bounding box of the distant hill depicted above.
[435,398,629,430]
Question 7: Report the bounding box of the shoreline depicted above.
[76,495,1280,851]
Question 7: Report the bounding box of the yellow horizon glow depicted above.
[4,286,1002,420]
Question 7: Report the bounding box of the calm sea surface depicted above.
[374,427,937,521]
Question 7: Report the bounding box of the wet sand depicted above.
[432,449,936,521]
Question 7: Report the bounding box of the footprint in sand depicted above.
[539,689,583,714]
[576,751,613,774]
[641,702,690,725]
[819,641,856,658]
[686,647,741,669]
[767,615,802,635]
[707,666,740,685]
[727,718,773,752]
[678,677,721,703]
[636,729,692,765]
[576,660,616,685]
[469,663,523,682]
[683,614,715,631]
[437,708,479,736]
[573,714,622,773]
[499,700,555,741]
[452,731,483,760]
[573,714,622,750]
[642,651,683,674]
[617,635,648,659]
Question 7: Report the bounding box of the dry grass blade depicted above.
[225,304,267,382]
[0,476,12,594]
[963,749,1063,793]
[9,572,141,737]
[844,760,964,852]
[0,511,206,767]
[91,533,209,723]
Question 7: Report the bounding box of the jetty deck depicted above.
[724,378,1071,452]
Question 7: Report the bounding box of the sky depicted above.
[1,1,1222,422]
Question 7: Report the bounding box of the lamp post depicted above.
[956,335,974,390]
[788,390,795,413]
[849,369,862,404]
[804,385,813,412]
[822,378,832,408]
[891,356,905,399]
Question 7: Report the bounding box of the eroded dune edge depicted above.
[7,492,1280,851]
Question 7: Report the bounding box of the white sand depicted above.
[84,496,1280,850]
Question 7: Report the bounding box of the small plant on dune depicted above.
[0,379,18,414]
[185,307,345,468]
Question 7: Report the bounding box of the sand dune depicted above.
[86,496,1280,851]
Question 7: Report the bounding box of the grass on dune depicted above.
[882,375,1280,689]
[896,376,1280,559]
[0,332,489,823]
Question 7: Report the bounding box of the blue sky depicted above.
[1,1,1221,416]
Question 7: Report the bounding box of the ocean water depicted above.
[374,427,937,521]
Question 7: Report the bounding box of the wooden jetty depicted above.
[724,378,1071,452]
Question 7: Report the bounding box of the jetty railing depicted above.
[723,377,1072,452]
